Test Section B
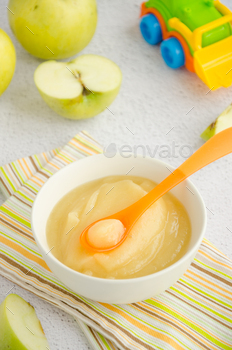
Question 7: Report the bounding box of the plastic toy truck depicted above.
[140,0,232,89]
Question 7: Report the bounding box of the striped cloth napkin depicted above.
[0,131,232,350]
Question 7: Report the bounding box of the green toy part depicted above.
[145,0,231,53]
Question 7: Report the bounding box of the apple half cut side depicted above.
[0,294,50,350]
[201,104,232,141]
[34,54,122,120]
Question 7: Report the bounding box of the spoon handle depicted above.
[126,127,232,222]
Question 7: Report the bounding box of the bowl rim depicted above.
[31,154,207,284]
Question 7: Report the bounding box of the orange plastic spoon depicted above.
[80,127,232,253]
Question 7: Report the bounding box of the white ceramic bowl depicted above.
[31,154,207,304]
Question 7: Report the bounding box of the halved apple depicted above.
[201,104,232,141]
[0,294,49,350]
[34,54,122,120]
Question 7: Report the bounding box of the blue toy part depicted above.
[140,14,163,45]
[160,37,185,69]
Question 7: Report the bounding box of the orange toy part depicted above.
[140,2,195,73]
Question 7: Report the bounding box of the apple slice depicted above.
[0,294,49,350]
[34,54,122,119]
[201,104,232,141]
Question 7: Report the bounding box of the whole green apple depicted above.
[8,0,97,59]
[34,54,122,119]
[0,294,49,350]
[0,29,16,96]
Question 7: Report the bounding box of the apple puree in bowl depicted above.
[46,176,191,279]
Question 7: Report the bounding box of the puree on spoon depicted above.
[46,176,191,279]
[87,219,125,249]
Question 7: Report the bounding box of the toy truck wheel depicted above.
[160,37,185,69]
[140,14,162,45]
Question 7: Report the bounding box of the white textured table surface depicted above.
[1,0,232,349]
